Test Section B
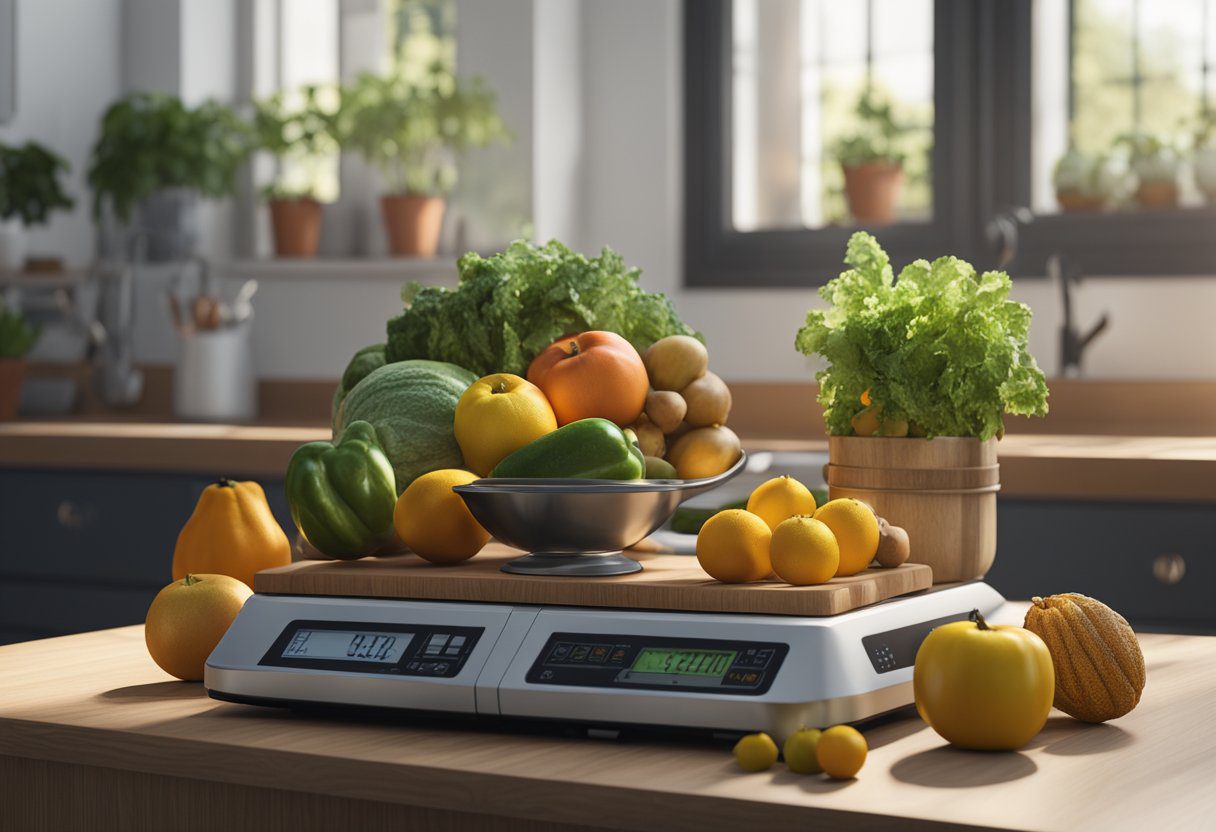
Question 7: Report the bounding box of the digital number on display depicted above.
[280,629,411,664]
[629,648,737,678]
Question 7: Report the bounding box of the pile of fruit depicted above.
[734,724,868,779]
[289,329,743,567]
[695,475,910,585]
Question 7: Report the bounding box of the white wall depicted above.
[570,0,1216,381]
[0,0,123,267]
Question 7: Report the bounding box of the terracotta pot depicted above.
[269,198,323,258]
[0,358,27,421]
[826,436,998,583]
[1134,181,1178,210]
[380,194,445,257]
[842,162,904,225]
[1056,191,1105,213]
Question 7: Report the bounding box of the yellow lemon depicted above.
[733,732,779,771]
[816,725,867,779]
[746,475,817,531]
[813,498,880,577]
[783,728,823,774]
[455,373,558,476]
[394,469,490,565]
[770,516,839,585]
[695,509,771,583]
[145,574,252,681]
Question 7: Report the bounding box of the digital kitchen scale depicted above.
[206,571,1008,741]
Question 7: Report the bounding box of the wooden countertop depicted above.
[2,621,1214,831]
[2,420,1215,502]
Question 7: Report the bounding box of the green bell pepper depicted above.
[490,418,645,480]
[286,420,398,559]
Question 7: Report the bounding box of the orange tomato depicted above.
[526,331,648,427]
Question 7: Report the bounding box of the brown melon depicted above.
[1023,593,1146,723]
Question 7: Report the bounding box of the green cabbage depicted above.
[795,232,1048,439]
[386,239,699,376]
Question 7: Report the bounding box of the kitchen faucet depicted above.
[1049,253,1109,378]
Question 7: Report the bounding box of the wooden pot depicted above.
[1056,190,1105,212]
[269,198,322,258]
[380,194,445,257]
[826,436,998,583]
[0,358,27,421]
[842,162,904,225]
[1134,181,1178,210]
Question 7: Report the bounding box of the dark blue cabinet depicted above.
[0,469,293,645]
[988,500,1216,633]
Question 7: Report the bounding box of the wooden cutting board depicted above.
[256,543,933,617]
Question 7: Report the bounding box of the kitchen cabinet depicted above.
[0,469,293,644]
[989,499,1216,633]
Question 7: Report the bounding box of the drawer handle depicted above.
[1152,553,1186,586]
[56,500,90,530]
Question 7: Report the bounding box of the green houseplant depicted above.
[1114,131,1180,209]
[832,91,909,226]
[1191,111,1216,203]
[252,85,341,258]
[0,300,39,420]
[795,233,1048,582]
[87,92,250,261]
[341,66,509,256]
[0,141,74,271]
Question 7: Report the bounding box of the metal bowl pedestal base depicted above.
[501,552,643,577]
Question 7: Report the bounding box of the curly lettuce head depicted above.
[795,232,1048,439]
[386,239,699,376]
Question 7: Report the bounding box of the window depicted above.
[685,0,1216,286]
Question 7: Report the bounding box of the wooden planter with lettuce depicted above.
[796,233,1048,583]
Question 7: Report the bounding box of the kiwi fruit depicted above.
[645,390,687,434]
[681,372,732,427]
[644,335,709,392]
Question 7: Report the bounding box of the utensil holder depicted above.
[174,321,257,422]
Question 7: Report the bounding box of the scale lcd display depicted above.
[280,629,412,664]
[630,648,736,678]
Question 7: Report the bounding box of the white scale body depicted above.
[206,582,1008,741]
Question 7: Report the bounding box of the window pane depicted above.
[1033,0,1215,214]
[730,0,935,232]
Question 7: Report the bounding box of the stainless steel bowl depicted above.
[454,452,748,576]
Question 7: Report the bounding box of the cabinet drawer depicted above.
[0,580,157,638]
[0,470,291,586]
[990,500,1216,631]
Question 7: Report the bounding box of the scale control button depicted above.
[449,636,466,648]
[540,669,555,681]
[550,643,573,661]
[570,645,590,662]
[588,646,609,663]
[609,647,628,664]
[419,662,436,673]
[406,661,421,672]
[434,662,450,674]
[756,649,774,666]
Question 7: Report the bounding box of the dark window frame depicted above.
[684,0,1216,286]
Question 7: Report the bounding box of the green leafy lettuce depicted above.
[795,232,1048,439]
[386,239,699,376]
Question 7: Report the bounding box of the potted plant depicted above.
[1115,131,1180,209]
[341,66,509,256]
[795,232,1048,583]
[0,300,38,420]
[0,142,74,272]
[252,85,340,258]
[1050,149,1123,214]
[832,90,908,226]
[87,92,250,261]
[1191,111,1216,203]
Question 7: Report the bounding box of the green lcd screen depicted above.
[630,648,737,678]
